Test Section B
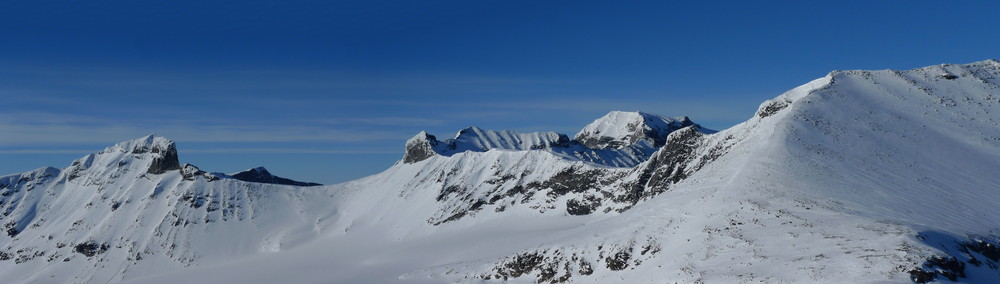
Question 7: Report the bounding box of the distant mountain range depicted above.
[2,60,1000,283]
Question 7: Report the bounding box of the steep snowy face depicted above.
[768,59,1000,230]
[575,111,698,149]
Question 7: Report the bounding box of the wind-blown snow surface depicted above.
[2,60,1000,283]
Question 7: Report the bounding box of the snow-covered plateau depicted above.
[2,60,1000,283]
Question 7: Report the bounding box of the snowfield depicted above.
[2,60,1000,283]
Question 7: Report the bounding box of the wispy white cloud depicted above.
[0,148,400,154]
[0,95,759,149]
[332,96,762,122]
[6,66,585,96]
[0,111,412,147]
[312,117,447,127]
[0,65,770,152]
[0,149,95,154]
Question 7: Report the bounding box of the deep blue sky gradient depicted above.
[2,1,998,183]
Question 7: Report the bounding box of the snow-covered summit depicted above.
[98,134,175,155]
[575,111,700,149]
[402,112,710,167]
[61,134,181,182]
[59,134,320,186]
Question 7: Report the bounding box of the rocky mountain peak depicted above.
[100,134,174,154]
[403,131,440,163]
[83,134,182,175]
[401,112,704,166]
[574,111,699,149]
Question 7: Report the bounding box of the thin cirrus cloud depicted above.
[0,149,99,154]
[0,93,757,151]
[0,111,412,147]
[0,64,762,155]
[0,148,401,155]
[4,65,583,94]
[314,117,447,127]
[360,97,761,130]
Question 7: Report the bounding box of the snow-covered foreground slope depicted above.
[2,60,1000,283]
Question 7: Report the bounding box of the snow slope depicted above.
[2,60,1000,283]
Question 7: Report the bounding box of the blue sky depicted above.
[2,1,999,184]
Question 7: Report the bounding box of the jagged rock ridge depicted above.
[402,112,712,168]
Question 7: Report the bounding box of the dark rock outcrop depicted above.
[147,142,181,174]
[230,167,321,186]
[617,126,706,208]
[74,242,109,257]
[403,131,440,163]
[566,195,600,215]
[180,164,218,181]
[756,99,790,118]
[909,233,1000,283]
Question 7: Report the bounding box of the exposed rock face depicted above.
[755,99,790,118]
[147,142,181,174]
[485,237,661,283]
[230,167,321,186]
[566,195,600,215]
[73,242,109,257]
[620,125,706,206]
[180,164,218,181]
[907,233,1000,283]
[403,131,440,163]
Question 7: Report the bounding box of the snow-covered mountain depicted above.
[403,114,710,168]
[575,111,697,148]
[2,60,1000,283]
